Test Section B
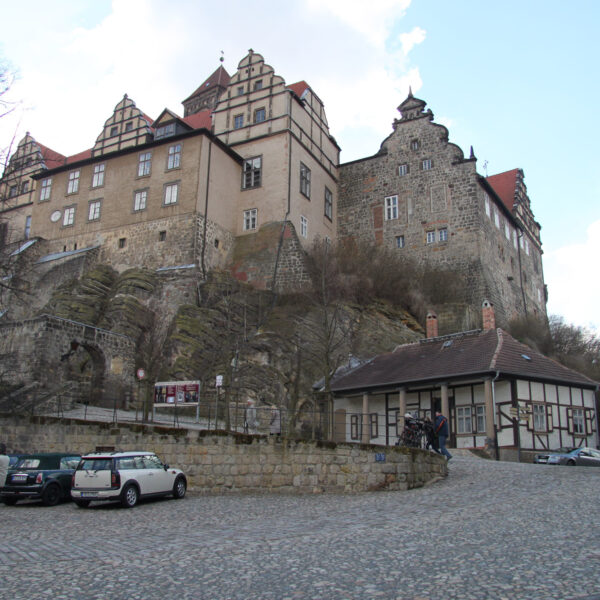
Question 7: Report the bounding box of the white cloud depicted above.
[544,219,600,331]
[399,26,427,55]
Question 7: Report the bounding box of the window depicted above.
[164,183,179,205]
[398,163,409,176]
[9,185,17,198]
[533,404,546,432]
[110,126,118,136]
[254,108,266,123]
[351,415,360,440]
[494,210,500,228]
[21,181,29,194]
[167,144,181,170]
[138,152,152,177]
[426,230,435,244]
[155,123,175,139]
[236,86,244,96]
[24,215,31,239]
[457,407,472,434]
[370,413,378,439]
[324,187,333,220]
[118,238,126,249]
[125,121,133,132]
[254,80,263,91]
[484,193,490,217]
[476,406,486,433]
[438,228,448,242]
[134,190,147,212]
[385,195,398,220]
[159,231,166,242]
[300,163,311,198]
[525,239,530,255]
[67,170,80,194]
[396,235,405,248]
[234,114,244,129]
[243,208,257,231]
[242,157,262,189]
[422,158,432,170]
[92,164,105,188]
[88,200,101,221]
[40,178,52,201]
[410,139,419,150]
[505,223,511,240]
[63,206,75,226]
[572,408,585,435]
[300,215,308,238]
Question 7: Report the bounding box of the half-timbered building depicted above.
[329,302,598,461]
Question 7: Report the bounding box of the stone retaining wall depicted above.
[0,415,447,494]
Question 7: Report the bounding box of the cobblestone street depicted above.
[1,454,599,600]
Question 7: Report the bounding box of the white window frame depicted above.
[484,193,490,217]
[24,215,32,239]
[134,190,147,212]
[243,208,257,231]
[163,183,179,206]
[63,206,75,227]
[572,408,585,435]
[300,163,311,198]
[438,228,448,242]
[385,195,398,220]
[67,170,80,194]
[138,152,152,177]
[533,404,547,432]
[40,178,52,201]
[234,114,244,129]
[300,215,308,238]
[476,405,485,433]
[426,230,435,244]
[324,187,333,220]
[242,157,262,189]
[457,406,472,434]
[396,235,405,249]
[494,210,500,228]
[88,200,101,221]
[398,164,408,176]
[167,144,181,170]
[92,164,105,188]
[254,107,266,123]
[422,158,432,170]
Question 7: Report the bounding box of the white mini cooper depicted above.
[71,451,187,508]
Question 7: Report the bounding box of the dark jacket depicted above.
[434,414,449,437]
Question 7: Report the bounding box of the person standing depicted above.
[269,406,281,436]
[0,443,10,487]
[434,411,452,460]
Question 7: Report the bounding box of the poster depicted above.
[154,381,200,404]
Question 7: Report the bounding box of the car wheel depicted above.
[75,500,90,508]
[173,476,187,499]
[2,498,18,506]
[121,484,139,508]
[42,484,62,506]
[566,459,576,466]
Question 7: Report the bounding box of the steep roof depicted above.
[331,329,598,393]
[287,81,309,98]
[486,169,520,211]
[182,109,212,130]
[183,65,231,103]
[37,143,66,169]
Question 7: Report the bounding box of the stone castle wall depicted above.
[0,415,447,494]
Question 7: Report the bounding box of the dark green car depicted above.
[1,453,81,506]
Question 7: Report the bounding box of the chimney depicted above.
[482,299,496,331]
[426,311,439,338]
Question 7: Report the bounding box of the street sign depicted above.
[216,375,223,387]
[137,368,146,380]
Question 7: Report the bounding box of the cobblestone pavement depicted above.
[1,454,600,600]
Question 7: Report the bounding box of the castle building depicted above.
[0,51,546,332]
[338,92,546,332]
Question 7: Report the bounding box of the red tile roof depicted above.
[288,81,309,98]
[486,169,520,211]
[37,143,66,169]
[182,110,212,130]
[183,65,231,103]
[331,329,597,393]
[66,149,93,164]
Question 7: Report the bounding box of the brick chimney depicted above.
[482,299,496,331]
[426,311,439,338]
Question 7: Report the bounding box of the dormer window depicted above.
[155,123,176,139]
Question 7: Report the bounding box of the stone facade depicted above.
[339,93,546,330]
[0,415,447,493]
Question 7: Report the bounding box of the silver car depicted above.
[535,447,600,466]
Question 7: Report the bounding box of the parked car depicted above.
[534,447,600,466]
[71,451,187,508]
[1,453,82,506]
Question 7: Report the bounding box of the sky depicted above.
[1,0,599,331]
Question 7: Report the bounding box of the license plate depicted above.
[12,474,27,482]
[81,492,98,498]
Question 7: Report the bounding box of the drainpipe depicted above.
[491,371,500,460]
[516,229,528,316]
[200,139,213,280]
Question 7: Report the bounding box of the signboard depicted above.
[154,381,200,404]
[216,375,223,388]
[137,368,146,380]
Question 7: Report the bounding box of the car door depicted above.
[578,448,600,467]
[141,455,171,494]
